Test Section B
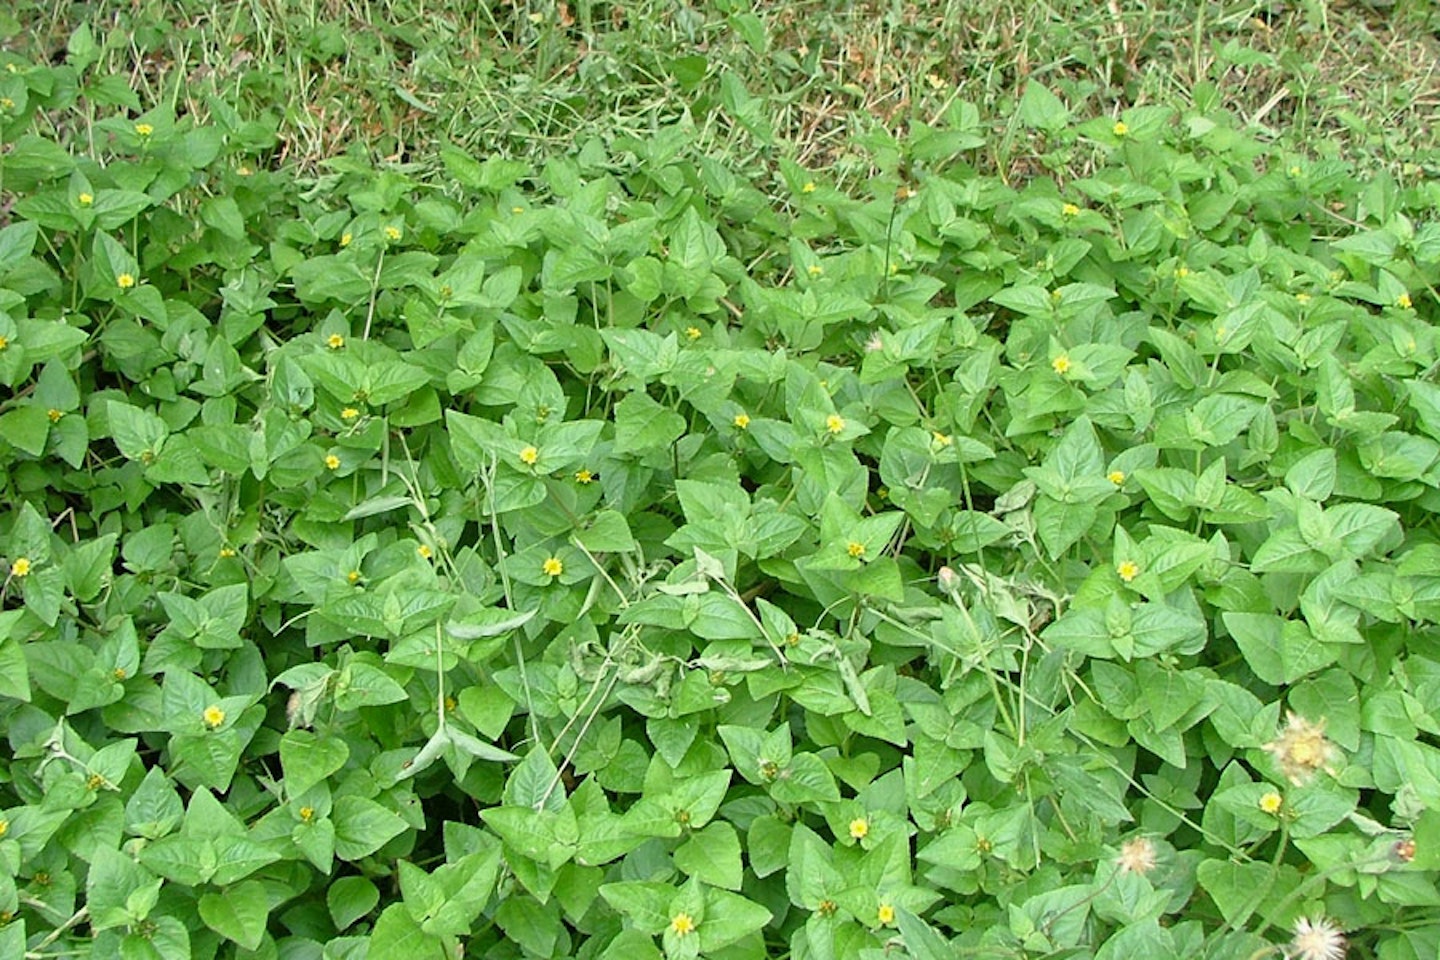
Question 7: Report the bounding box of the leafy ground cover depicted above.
[4,2,1440,960]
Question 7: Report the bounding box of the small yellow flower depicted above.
[1259,791,1283,815]
[77,192,94,206]
[825,414,845,435]
[1112,120,1129,137]
[670,912,696,937]
[340,232,353,247]
[1061,203,1080,218]
[0,335,8,351]
[0,97,13,110]
[1107,470,1126,485]
[1216,326,1228,341]
[444,695,456,712]
[202,705,226,728]
[347,570,361,584]
[86,773,105,791]
[807,264,823,277]
[511,205,525,214]
[733,412,750,429]
[117,273,136,289]
[237,165,252,176]
[932,431,952,446]
[1288,165,1302,177]
[1174,265,1190,279]
[1052,354,1072,375]
[10,557,31,578]
[384,225,402,241]
[519,445,539,465]
[801,181,817,194]
[1396,293,1413,309]
[417,544,433,560]
[542,556,564,577]
[849,817,870,840]
[846,541,866,558]
[113,667,127,680]
[299,806,315,822]
[325,454,341,470]
[575,468,595,484]
[218,547,236,558]
[686,326,702,340]
[0,819,8,839]
[47,408,63,422]
[877,904,895,926]
[1117,560,1140,582]
[341,407,360,420]
[134,122,154,137]
[326,333,345,350]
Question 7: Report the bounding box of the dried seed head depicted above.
[1263,712,1341,785]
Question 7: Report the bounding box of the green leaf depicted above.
[197,880,269,951]
[280,730,350,796]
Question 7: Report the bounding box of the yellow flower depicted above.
[341,407,360,420]
[77,192,94,206]
[10,557,31,578]
[1052,354,1072,375]
[1117,560,1140,582]
[1174,265,1190,279]
[825,414,845,435]
[0,97,12,110]
[325,454,341,470]
[202,705,226,728]
[1108,470,1126,485]
[340,232,352,247]
[733,412,750,429]
[1259,791,1283,815]
[542,556,563,577]
[86,773,105,791]
[347,570,361,584]
[0,819,7,839]
[1112,120,1129,137]
[117,273,136,289]
[1061,203,1080,217]
[849,817,870,840]
[519,445,539,465]
[384,226,402,241]
[801,181,817,194]
[1289,165,1302,177]
[932,431,952,446]
[47,409,63,422]
[417,544,433,560]
[0,335,8,351]
[846,541,866,558]
[237,165,252,176]
[511,206,525,214]
[807,264,823,277]
[299,806,315,822]
[113,667,127,680]
[575,469,595,484]
[686,326,702,340]
[1396,293,1413,309]
[1114,837,1158,875]
[669,912,696,937]
[327,333,345,350]
[218,547,236,558]
[1295,292,1312,304]
[877,904,895,926]
[1263,712,1341,785]
[134,122,154,137]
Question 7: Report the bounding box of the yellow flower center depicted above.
[203,705,226,728]
[117,273,135,289]
[877,904,895,926]
[1052,354,1072,375]
[826,414,845,435]
[417,545,433,560]
[1174,265,1190,278]
[1397,293,1413,309]
[0,819,7,838]
[46,408,63,422]
[327,333,345,349]
[87,773,105,791]
[849,817,870,839]
[733,413,750,429]
[1112,120,1129,137]
[218,547,236,558]
[340,232,352,247]
[519,445,539,465]
[807,264,823,277]
[113,667,127,680]
[347,570,361,584]
[1061,203,1080,217]
[932,431,953,446]
[846,541,866,558]
[0,335,8,351]
[299,806,314,822]
[135,123,153,137]
[575,469,595,484]
[341,407,360,420]
[686,326,702,340]
[801,181,816,194]
[10,557,31,577]
[1295,293,1311,304]
[78,192,93,206]
[1117,560,1140,582]
[670,913,696,937]
[542,556,564,577]
[1259,792,1283,814]
[325,454,341,470]
[512,206,525,214]
[1108,470,1126,485]
[384,226,402,241]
